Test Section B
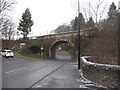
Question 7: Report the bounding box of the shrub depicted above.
[29,44,40,54]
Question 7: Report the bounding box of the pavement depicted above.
[32,61,108,89]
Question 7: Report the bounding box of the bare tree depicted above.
[81,0,107,29]
[53,24,71,34]
[90,0,107,27]
[2,18,16,40]
[0,0,16,14]
[0,0,16,40]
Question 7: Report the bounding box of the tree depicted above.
[53,24,71,34]
[2,18,15,40]
[108,2,116,18]
[107,2,117,30]
[18,8,34,39]
[0,0,15,14]
[87,17,95,29]
[90,0,107,26]
[98,2,117,31]
[73,16,78,30]
[80,0,107,29]
[71,13,86,31]
[0,0,16,39]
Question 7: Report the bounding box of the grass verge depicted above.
[14,52,41,60]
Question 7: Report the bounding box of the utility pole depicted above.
[78,0,80,69]
[118,2,120,89]
[118,1,120,67]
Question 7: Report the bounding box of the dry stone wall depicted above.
[80,56,120,89]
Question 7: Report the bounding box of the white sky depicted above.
[11,0,120,37]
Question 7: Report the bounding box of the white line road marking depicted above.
[9,58,13,59]
[77,79,80,82]
[20,59,24,60]
[5,67,26,74]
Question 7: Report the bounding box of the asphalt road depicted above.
[3,55,70,88]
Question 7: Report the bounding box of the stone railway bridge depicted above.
[36,28,96,59]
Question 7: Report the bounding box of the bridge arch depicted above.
[50,39,75,58]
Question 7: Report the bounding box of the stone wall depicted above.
[80,56,120,88]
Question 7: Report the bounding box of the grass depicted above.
[14,52,42,60]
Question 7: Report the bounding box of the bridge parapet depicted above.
[37,28,97,40]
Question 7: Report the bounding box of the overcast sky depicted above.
[12,0,120,37]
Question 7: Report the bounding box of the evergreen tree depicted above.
[73,16,78,30]
[18,8,34,39]
[73,13,85,30]
[107,2,117,31]
[108,2,117,18]
[87,17,95,29]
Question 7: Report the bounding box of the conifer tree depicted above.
[18,8,34,39]
[73,13,85,30]
[87,17,95,29]
[108,2,116,18]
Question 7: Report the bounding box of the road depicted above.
[3,55,70,88]
[2,55,107,89]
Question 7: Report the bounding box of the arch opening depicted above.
[50,40,76,60]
